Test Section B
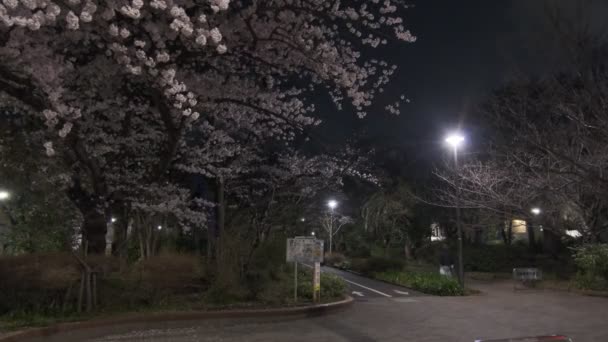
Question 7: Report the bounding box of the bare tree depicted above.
[320,212,353,254]
[433,61,608,243]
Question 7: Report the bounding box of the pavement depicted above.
[18,269,608,342]
[322,266,423,299]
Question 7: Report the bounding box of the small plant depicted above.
[573,244,608,291]
[374,270,464,296]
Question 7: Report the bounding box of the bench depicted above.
[513,267,542,291]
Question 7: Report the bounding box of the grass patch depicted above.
[374,270,465,296]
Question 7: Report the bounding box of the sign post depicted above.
[286,237,324,303]
[294,262,298,302]
[313,261,321,303]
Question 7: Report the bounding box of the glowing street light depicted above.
[157,225,162,230]
[311,232,316,236]
[327,200,338,210]
[0,191,10,201]
[531,207,541,216]
[300,217,306,222]
[111,217,117,223]
[445,133,465,149]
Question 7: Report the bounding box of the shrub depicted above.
[320,273,348,300]
[463,244,533,272]
[365,257,405,274]
[573,244,608,291]
[256,268,346,305]
[0,253,80,315]
[374,271,464,296]
[324,252,347,268]
[131,253,206,291]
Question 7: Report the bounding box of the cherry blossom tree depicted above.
[1,0,415,253]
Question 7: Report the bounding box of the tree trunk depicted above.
[527,222,536,252]
[82,210,107,254]
[216,177,225,266]
[404,240,412,260]
[206,225,214,262]
[504,219,513,245]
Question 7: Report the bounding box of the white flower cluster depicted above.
[169,5,194,36]
[65,10,79,29]
[58,121,73,138]
[210,0,229,13]
[150,0,167,10]
[43,141,55,156]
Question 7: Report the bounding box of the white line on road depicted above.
[342,279,393,298]
[352,291,364,297]
[393,290,409,295]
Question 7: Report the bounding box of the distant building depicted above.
[430,223,446,242]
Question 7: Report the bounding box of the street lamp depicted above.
[0,191,10,201]
[529,207,542,250]
[327,200,337,210]
[327,199,338,254]
[445,132,465,287]
[157,225,162,231]
[111,217,117,223]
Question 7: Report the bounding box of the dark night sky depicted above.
[366,0,552,162]
[312,1,608,175]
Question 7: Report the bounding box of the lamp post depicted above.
[445,133,465,287]
[327,199,338,254]
[0,191,10,201]
[530,207,541,251]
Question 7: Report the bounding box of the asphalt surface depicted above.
[321,266,424,300]
[20,274,608,342]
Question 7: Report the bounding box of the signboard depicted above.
[286,237,324,264]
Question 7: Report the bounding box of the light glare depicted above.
[327,200,338,209]
[0,191,9,200]
[445,133,465,148]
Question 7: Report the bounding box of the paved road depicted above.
[322,266,423,299]
[22,277,608,342]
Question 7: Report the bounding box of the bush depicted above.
[374,271,464,296]
[347,256,405,275]
[362,257,405,274]
[256,267,346,305]
[324,252,348,268]
[573,244,608,291]
[463,244,534,272]
[320,273,348,300]
[0,253,80,315]
[131,253,206,291]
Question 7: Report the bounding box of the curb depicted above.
[0,296,353,342]
[525,281,608,298]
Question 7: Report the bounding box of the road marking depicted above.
[393,289,409,295]
[352,291,364,297]
[342,278,393,298]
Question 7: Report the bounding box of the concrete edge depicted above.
[527,281,608,298]
[572,288,608,298]
[0,296,354,342]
